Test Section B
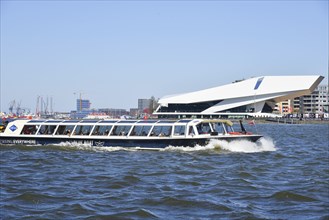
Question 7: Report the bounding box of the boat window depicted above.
[225,124,235,133]
[178,119,192,123]
[117,120,138,124]
[130,126,152,136]
[157,120,175,124]
[150,126,172,137]
[98,120,118,124]
[37,125,57,135]
[196,123,211,134]
[173,125,186,136]
[21,125,38,135]
[45,120,63,123]
[111,126,132,136]
[55,125,75,135]
[63,120,80,123]
[80,120,100,123]
[212,123,225,134]
[137,120,157,123]
[188,126,195,136]
[91,125,112,136]
[74,125,93,135]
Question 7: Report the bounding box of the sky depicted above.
[0,1,328,113]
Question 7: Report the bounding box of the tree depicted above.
[149,96,159,114]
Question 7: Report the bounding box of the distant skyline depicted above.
[1,1,328,113]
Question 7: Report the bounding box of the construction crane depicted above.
[9,100,16,114]
[16,101,22,115]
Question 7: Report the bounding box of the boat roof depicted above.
[21,118,233,125]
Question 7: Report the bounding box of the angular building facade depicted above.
[155,75,324,118]
[274,84,329,115]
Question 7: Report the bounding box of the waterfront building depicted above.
[138,99,151,113]
[154,75,324,118]
[76,99,91,111]
[129,108,139,118]
[274,85,328,115]
[70,110,92,119]
[70,99,92,119]
[98,108,129,118]
[274,100,294,114]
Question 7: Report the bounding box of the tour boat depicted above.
[0,119,262,149]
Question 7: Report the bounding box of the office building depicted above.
[138,99,151,113]
[76,99,91,111]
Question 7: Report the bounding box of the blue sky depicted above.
[1,1,328,113]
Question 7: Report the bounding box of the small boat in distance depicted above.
[0,119,262,149]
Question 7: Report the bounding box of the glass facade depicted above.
[76,99,91,111]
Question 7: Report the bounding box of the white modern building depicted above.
[154,75,324,118]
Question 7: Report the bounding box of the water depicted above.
[1,123,328,219]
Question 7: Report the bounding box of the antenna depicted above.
[50,96,53,114]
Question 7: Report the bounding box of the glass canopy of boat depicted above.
[20,119,234,137]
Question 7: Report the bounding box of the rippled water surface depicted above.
[1,124,328,219]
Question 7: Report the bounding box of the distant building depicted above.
[275,84,328,115]
[129,108,139,117]
[76,99,91,111]
[99,108,129,118]
[138,99,151,113]
[275,100,294,114]
[70,99,92,119]
[70,110,93,119]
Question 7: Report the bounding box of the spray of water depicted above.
[49,137,276,153]
[163,137,276,153]
[213,137,276,153]
[52,141,128,152]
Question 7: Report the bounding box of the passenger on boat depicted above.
[0,125,5,133]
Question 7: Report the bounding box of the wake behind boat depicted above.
[0,119,262,149]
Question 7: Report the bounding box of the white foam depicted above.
[50,138,276,153]
[52,142,129,152]
[212,137,276,153]
[163,137,276,153]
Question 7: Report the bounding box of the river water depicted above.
[0,123,328,219]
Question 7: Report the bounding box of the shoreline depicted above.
[245,118,329,125]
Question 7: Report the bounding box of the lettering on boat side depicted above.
[0,139,36,145]
[67,140,94,146]
[9,125,18,132]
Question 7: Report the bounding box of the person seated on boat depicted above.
[0,125,5,133]
[158,132,165,137]
[66,129,71,135]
